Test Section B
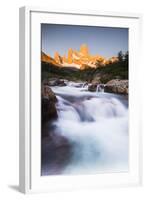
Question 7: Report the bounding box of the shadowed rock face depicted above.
[104,79,128,95]
[43,78,67,87]
[41,86,58,135]
[41,131,72,176]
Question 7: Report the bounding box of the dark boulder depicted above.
[44,78,67,86]
[55,79,67,86]
[41,132,72,175]
[41,85,58,124]
[88,83,97,92]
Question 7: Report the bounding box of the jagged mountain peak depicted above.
[41,44,118,69]
[41,51,61,66]
[80,44,89,56]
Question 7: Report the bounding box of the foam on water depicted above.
[51,85,128,174]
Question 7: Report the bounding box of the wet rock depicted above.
[56,79,67,86]
[88,83,97,92]
[104,79,128,94]
[41,132,72,175]
[41,85,58,124]
[44,78,67,86]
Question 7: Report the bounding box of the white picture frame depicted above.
[19,6,142,194]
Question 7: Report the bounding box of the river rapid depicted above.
[41,82,128,175]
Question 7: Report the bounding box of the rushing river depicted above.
[41,83,128,176]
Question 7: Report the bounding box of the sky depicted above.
[41,24,128,59]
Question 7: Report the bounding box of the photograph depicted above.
[41,24,129,176]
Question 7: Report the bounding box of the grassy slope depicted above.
[93,60,128,83]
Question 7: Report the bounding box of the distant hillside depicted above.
[41,55,128,84]
[41,61,81,81]
[89,60,128,83]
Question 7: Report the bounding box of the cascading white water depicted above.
[96,84,105,93]
[51,84,128,174]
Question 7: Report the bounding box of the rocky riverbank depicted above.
[41,85,58,123]
[88,79,128,95]
[42,78,128,95]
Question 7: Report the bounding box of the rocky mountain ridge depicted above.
[41,44,119,69]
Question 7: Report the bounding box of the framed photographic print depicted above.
[19,6,142,193]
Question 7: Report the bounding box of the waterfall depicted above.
[52,85,128,174]
[96,84,105,93]
[82,82,88,88]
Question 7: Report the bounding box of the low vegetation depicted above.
[42,51,128,84]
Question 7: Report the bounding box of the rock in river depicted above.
[41,85,58,124]
[88,83,97,92]
[104,79,128,95]
[44,78,67,86]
